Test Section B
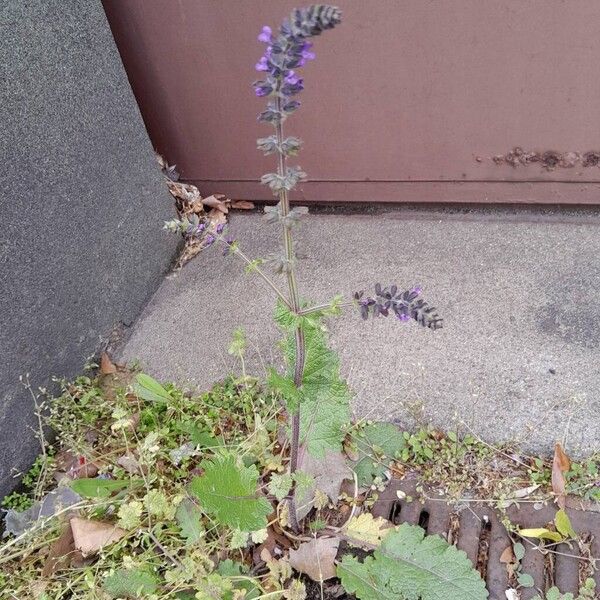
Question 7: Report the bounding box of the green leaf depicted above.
[338,523,488,600]
[104,568,159,598]
[217,560,261,600]
[189,453,271,531]
[175,498,204,545]
[133,373,173,403]
[275,301,351,457]
[513,542,525,560]
[517,573,535,588]
[70,477,143,499]
[350,422,405,486]
[228,327,247,357]
[554,509,576,539]
[267,472,293,502]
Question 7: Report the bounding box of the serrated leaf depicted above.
[217,559,261,599]
[554,509,576,539]
[104,568,159,598]
[133,373,173,403]
[518,528,563,542]
[267,473,293,502]
[344,513,391,546]
[70,478,143,499]
[338,523,488,600]
[190,453,271,531]
[274,301,351,456]
[350,422,405,486]
[175,499,204,545]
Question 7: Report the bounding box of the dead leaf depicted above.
[100,352,117,375]
[202,194,229,213]
[552,443,571,509]
[296,449,352,520]
[42,523,75,576]
[231,200,255,210]
[499,545,515,564]
[117,452,145,475]
[70,517,126,556]
[207,208,228,226]
[343,513,392,546]
[289,537,340,581]
[167,180,201,202]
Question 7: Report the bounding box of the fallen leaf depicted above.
[499,545,515,564]
[518,527,563,542]
[552,443,571,509]
[167,180,201,202]
[296,449,352,520]
[207,207,228,226]
[70,517,126,556]
[512,484,540,499]
[203,194,229,213]
[289,537,340,581]
[231,200,255,210]
[42,523,74,576]
[344,513,392,546]
[117,452,145,475]
[100,352,117,375]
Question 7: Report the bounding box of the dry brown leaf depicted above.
[231,200,255,210]
[167,180,201,202]
[552,443,571,509]
[70,517,126,556]
[42,523,75,577]
[100,352,117,375]
[117,452,145,475]
[499,545,515,564]
[296,449,352,520]
[289,537,340,581]
[203,194,229,213]
[207,208,228,226]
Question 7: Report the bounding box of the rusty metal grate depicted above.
[372,477,600,600]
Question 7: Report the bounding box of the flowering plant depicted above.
[167,5,442,532]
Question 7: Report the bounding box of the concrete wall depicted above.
[0,1,178,496]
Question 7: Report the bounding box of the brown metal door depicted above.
[104,1,600,204]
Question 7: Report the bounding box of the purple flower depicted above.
[281,78,304,96]
[216,223,225,234]
[255,56,269,71]
[411,286,423,296]
[205,234,215,246]
[258,25,272,43]
[302,49,316,61]
[398,313,410,322]
[196,223,206,233]
[284,71,300,85]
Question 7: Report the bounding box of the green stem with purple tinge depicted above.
[275,94,305,533]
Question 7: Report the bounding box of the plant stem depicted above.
[275,95,305,533]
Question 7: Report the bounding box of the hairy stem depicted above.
[275,95,306,532]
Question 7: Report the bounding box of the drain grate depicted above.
[372,477,600,600]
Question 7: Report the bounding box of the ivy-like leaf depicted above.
[350,422,406,486]
[190,453,271,531]
[338,523,488,600]
[104,568,159,598]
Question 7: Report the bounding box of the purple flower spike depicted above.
[411,286,423,296]
[205,234,215,246]
[197,223,206,233]
[398,313,410,322]
[302,49,316,61]
[258,25,272,43]
[216,223,225,234]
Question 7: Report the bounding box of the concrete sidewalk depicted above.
[120,208,600,456]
